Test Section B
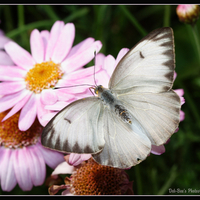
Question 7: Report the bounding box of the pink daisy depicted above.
[0,110,64,192]
[48,157,134,195]
[0,21,102,131]
[43,48,185,156]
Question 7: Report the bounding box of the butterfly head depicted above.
[94,85,104,96]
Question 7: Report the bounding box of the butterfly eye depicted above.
[94,88,99,95]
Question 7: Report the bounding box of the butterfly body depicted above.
[41,27,181,169]
[95,85,132,124]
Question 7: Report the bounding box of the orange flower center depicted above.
[25,61,63,93]
[70,158,124,195]
[0,111,42,149]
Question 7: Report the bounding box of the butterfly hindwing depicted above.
[116,89,181,146]
[93,106,151,169]
[41,97,105,154]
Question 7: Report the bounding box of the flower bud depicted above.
[176,5,200,25]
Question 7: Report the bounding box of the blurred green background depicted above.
[0,5,200,195]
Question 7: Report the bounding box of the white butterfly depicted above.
[41,27,181,169]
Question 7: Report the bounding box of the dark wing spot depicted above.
[64,118,71,124]
[54,136,61,150]
[84,145,94,153]
[140,51,145,58]
[137,158,141,162]
[164,72,174,82]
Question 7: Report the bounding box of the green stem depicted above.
[18,5,24,27]
[134,165,143,194]
[119,5,147,37]
[163,5,171,27]
[157,165,177,195]
[6,20,54,38]
[191,24,200,64]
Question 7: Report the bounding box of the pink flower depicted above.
[44,48,185,156]
[49,157,134,195]
[0,110,64,192]
[0,21,102,131]
[176,5,200,25]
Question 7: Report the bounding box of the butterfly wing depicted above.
[41,97,105,154]
[116,90,180,146]
[109,27,175,93]
[108,27,181,146]
[92,106,151,169]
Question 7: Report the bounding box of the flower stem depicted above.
[134,165,143,194]
[163,5,171,27]
[191,24,200,64]
[119,5,147,37]
[157,165,177,195]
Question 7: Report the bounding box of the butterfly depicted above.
[41,27,181,169]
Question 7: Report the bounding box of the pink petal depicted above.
[52,161,75,175]
[67,37,95,58]
[151,145,165,155]
[36,95,50,126]
[103,55,115,77]
[2,92,32,122]
[62,40,102,73]
[0,65,26,81]
[174,72,177,80]
[0,34,12,49]
[68,153,91,166]
[45,21,65,61]
[95,68,110,87]
[0,81,25,95]
[0,89,31,113]
[13,148,33,191]
[180,110,185,121]
[62,189,74,195]
[4,41,35,70]
[95,53,105,66]
[30,29,45,63]
[37,143,64,169]
[40,112,57,125]
[40,89,58,105]
[0,51,14,65]
[44,101,68,111]
[0,149,17,192]
[55,90,75,102]
[41,30,50,41]
[65,62,102,81]
[41,30,50,56]
[51,23,75,63]
[174,89,184,97]
[115,48,129,67]
[25,145,46,186]
[180,97,185,105]
[19,93,37,131]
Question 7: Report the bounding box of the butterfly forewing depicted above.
[41,97,105,154]
[109,27,175,93]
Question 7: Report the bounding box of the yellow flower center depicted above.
[0,111,42,149]
[69,158,124,195]
[25,61,63,93]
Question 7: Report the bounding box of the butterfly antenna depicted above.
[93,51,98,86]
[53,84,93,89]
